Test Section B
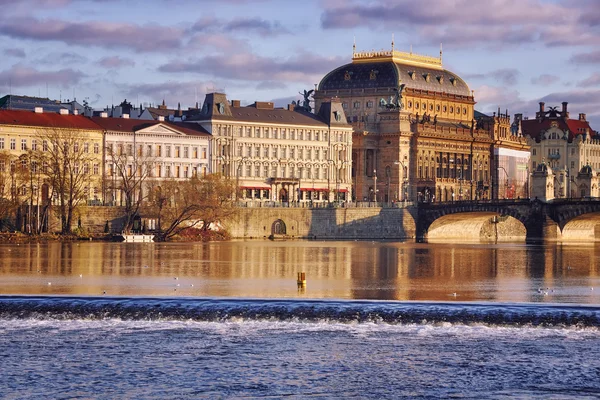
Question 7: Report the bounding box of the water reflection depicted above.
[0,241,599,303]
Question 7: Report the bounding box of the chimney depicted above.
[562,101,568,115]
[539,102,545,113]
[34,107,43,114]
[158,116,165,121]
[579,113,587,121]
[287,104,294,111]
[122,113,130,119]
[100,112,108,118]
[59,109,69,115]
[231,100,241,107]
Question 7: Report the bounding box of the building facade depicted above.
[315,44,529,203]
[523,102,598,198]
[188,93,353,203]
[0,108,104,205]
[90,116,210,206]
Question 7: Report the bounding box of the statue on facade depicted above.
[392,83,406,109]
[299,89,314,112]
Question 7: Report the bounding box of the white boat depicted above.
[120,234,155,242]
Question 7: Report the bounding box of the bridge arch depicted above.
[426,212,526,241]
[417,201,536,242]
[560,212,600,241]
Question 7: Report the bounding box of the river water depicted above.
[1,241,600,398]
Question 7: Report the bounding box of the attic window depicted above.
[437,76,444,84]
[449,77,457,87]
[424,73,431,82]
[408,71,416,80]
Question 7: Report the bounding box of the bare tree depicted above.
[0,151,17,229]
[35,128,101,234]
[105,141,155,233]
[148,173,237,241]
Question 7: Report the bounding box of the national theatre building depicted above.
[314,44,529,202]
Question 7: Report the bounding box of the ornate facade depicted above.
[523,102,598,198]
[188,93,353,203]
[315,44,529,202]
[91,116,210,205]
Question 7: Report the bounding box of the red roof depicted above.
[89,117,210,137]
[0,109,102,131]
[522,117,595,142]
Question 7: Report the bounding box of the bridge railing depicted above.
[234,201,415,209]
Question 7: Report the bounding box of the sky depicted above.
[0,0,599,128]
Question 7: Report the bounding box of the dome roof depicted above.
[580,165,593,174]
[318,50,471,97]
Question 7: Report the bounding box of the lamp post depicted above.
[394,160,409,203]
[235,156,249,201]
[373,169,377,202]
[498,166,509,199]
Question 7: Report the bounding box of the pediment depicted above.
[137,123,185,136]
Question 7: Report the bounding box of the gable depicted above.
[137,123,185,136]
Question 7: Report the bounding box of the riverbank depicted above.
[0,229,230,243]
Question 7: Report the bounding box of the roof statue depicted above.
[299,89,314,112]
[379,83,405,111]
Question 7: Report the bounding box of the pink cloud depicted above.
[158,52,345,83]
[0,64,85,88]
[0,17,184,52]
[98,56,135,68]
[320,0,599,48]
[577,73,600,87]
[531,74,560,86]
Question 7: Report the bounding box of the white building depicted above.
[91,115,210,205]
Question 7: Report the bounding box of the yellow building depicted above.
[315,44,528,202]
[0,108,104,231]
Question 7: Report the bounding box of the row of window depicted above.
[0,138,100,153]
[218,126,343,142]
[109,143,208,159]
[0,160,100,175]
[343,100,469,116]
[235,145,339,161]
[109,164,208,179]
[234,165,347,181]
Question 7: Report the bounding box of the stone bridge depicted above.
[417,199,600,242]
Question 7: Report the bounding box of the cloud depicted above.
[121,80,215,107]
[577,73,600,87]
[191,16,290,37]
[158,52,345,83]
[464,69,519,86]
[3,48,26,58]
[570,50,600,64]
[256,81,288,90]
[0,64,85,88]
[0,17,184,52]
[98,56,135,68]
[531,74,560,85]
[36,51,88,65]
[320,0,599,48]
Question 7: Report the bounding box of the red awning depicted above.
[338,189,348,193]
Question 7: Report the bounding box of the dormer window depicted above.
[437,76,444,84]
[424,73,430,82]
[408,71,416,80]
[449,77,457,86]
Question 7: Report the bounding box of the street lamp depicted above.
[394,160,409,203]
[498,166,509,199]
[235,156,249,201]
[373,169,377,202]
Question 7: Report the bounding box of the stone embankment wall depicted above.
[225,207,417,240]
